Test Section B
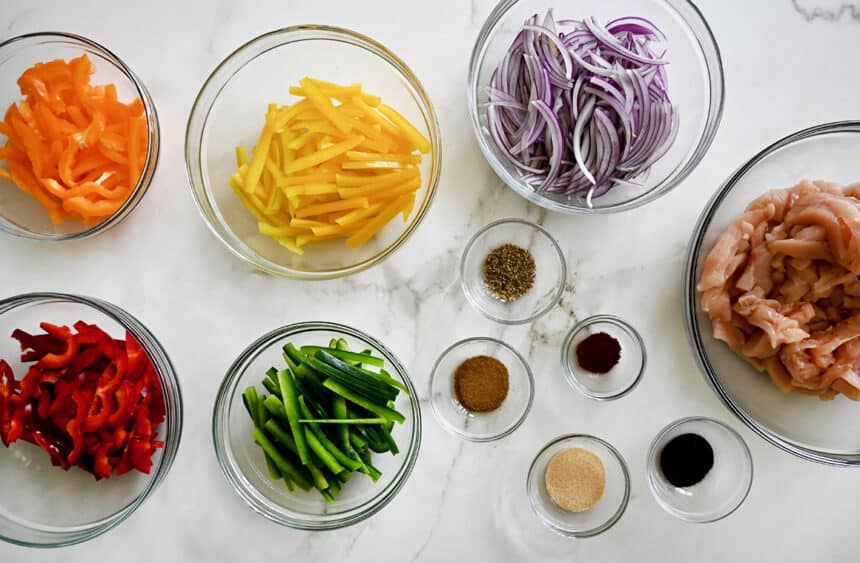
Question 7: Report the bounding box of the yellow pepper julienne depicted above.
[232,78,431,254]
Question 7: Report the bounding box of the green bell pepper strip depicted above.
[277,369,310,465]
[298,396,362,471]
[252,428,313,491]
[324,379,405,423]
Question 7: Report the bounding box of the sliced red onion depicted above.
[485,10,677,206]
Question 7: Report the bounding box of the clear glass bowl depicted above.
[0,293,182,547]
[467,0,724,213]
[460,218,566,324]
[0,33,160,241]
[684,121,860,466]
[186,26,441,279]
[646,417,752,523]
[428,337,534,442]
[561,315,646,400]
[527,434,630,537]
[212,321,421,530]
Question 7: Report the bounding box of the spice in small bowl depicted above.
[460,219,566,325]
[544,447,606,512]
[527,434,630,538]
[453,355,509,412]
[576,332,621,374]
[428,337,534,442]
[562,315,645,401]
[482,243,536,302]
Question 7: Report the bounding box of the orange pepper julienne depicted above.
[0,54,148,225]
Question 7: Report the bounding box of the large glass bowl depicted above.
[468,0,723,213]
[0,293,182,547]
[0,33,160,241]
[186,26,441,279]
[684,121,860,466]
[212,321,421,530]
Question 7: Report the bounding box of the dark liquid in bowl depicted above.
[659,433,714,487]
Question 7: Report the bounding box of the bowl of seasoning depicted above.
[460,218,566,325]
[647,417,753,523]
[467,0,723,213]
[527,434,630,537]
[0,33,160,241]
[561,315,646,400]
[428,337,534,442]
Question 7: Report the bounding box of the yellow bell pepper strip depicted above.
[346,151,421,164]
[346,195,412,248]
[377,105,431,154]
[335,168,417,187]
[334,201,386,226]
[283,135,364,174]
[295,197,369,218]
[298,78,352,136]
[243,107,277,194]
[235,146,249,166]
[338,175,421,199]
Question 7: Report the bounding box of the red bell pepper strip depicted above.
[106,379,137,428]
[6,402,30,444]
[31,428,71,470]
[0,360,12,445]
[65,388,90,465]
[84,363,120,432]
[72,321,111,345]
[35,323,78,369]
[93,441,113,479]
[12,366,43,407]
[11,328,65,356]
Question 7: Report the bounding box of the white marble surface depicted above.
[1,0,860,560]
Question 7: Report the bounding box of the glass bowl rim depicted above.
[466,0,726,214]
[0,31,161,242]
[683,120,860,467]
[459,218,567,325]
[184,24,442,280]
[526,433,631,537]
[428,336,535,443]
[212,320,422,530]
[560,314,647,401]
[645,415,753,523]
[0,291,183,548]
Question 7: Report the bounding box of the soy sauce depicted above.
[659,433,714,487]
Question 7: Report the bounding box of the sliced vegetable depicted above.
[231,78,430,253]
[486,11,677,206]
[0,322,166,479]
[242,335,407,502]
[0,54,149,224]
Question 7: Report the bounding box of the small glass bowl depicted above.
[468,0,724,213]
[561,315,646,401]
[647,417,753,523]
[0,33,160,241]
[186,26,441,279]
[212,322,421,530]
[460,218,566,324]
[428,337,534,442]
[0,293,182,548]
[527,434,630,537]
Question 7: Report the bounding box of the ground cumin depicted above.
[453,355,509,412]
